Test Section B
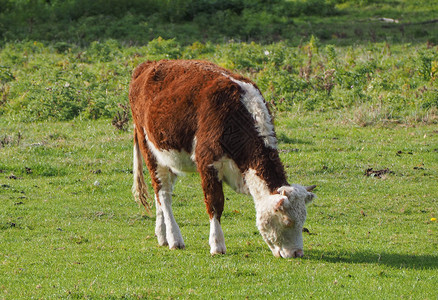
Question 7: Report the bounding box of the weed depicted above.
[0,132,22,147]
[418,51,436,81]
[112,103,131,131]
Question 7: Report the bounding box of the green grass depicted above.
[1,115,437,298]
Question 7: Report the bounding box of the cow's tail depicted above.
[132,125,152,216]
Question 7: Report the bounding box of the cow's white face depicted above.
[256,185,315,258]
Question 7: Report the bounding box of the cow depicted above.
[129,60,316,258]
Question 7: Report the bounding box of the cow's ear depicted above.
[305,185,317,192]
[274,195,288,212]
[277,186,294,197]
[305,192,316,205]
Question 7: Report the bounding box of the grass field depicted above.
[1,114,437,298]
[1,0,438,298]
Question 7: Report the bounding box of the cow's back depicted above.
[129,60,250,154]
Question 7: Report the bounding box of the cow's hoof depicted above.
[169,241,185,250]
[210,245,226,255]
[156,236,168,247]
[158,240,168,247]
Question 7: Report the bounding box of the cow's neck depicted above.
[243,150,289,206]
[244,169,271,200]
[244,168,285,214]
[242,146,288,192]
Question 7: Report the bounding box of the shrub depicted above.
[85,39,122,63]
[418,51,435,81]
[146,37,182,60]
[0,39,436,124]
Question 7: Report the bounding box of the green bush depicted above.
[85,40,122,63]
[146,37,182,60]
[0,38,436,124]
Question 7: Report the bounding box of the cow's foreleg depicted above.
[200,166,226,255]
[209,213,226,255]
[155,166,185,250]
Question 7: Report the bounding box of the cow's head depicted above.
[256,184,316,258]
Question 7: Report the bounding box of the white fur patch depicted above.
[244,168,271,202]
[211,157,249,194]
[223,74,277,149]
[209,214,226,255]
[144,129,197,175]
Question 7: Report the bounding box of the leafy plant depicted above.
[0,38,436,124]
[418,51,436,81]
[146,37,182,60]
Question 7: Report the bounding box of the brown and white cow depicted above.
[129,60,316,258]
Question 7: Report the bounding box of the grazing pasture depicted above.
[1,113,437,298]
[0,0,437,298]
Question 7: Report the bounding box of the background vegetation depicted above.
[0,0,437,298]
[0,0,437,124]
[0,0,437,45]
[0,37,437,124]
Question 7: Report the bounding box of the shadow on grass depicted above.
[308,250,438,269]
[277,132,313,145]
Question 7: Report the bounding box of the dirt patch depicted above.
[279,148,299,153]
[303,227,317,235]
[364,168,394,178]
[396,150,413,156]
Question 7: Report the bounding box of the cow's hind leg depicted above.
[154,195,168,246]
[199,165,226,255]
[134,126,184,249]
[155,166,185,249]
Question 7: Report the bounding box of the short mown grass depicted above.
[1,115,436,299]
